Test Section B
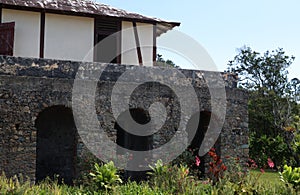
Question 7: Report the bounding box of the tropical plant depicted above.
[147,159,192,194]
[89,161,122,191]
[207,148,227,184]
[280,165,300,190]
[249,133,289,168]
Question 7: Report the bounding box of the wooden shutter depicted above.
[95,19,119,35]
[0,22,15,56]
[94,19,121,63]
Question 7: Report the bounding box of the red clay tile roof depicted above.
[0,0,180,35]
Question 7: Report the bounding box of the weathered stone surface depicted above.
[0,55,248,181]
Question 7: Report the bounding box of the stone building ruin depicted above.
[0,56,248,183]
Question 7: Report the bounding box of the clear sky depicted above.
[97,0,300,80]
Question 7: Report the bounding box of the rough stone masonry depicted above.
[0,55,248,183]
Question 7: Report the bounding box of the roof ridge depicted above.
[0,0,180,35]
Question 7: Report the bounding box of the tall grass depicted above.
[0,173,84,195]
[0,168,298,195]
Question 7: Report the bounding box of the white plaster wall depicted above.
[137,22,153,66]
[44,14,94,62]
[121,21,154,66]
[121,21,139,65]
[2,9,40,58]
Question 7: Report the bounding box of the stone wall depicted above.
[0,55,248,182]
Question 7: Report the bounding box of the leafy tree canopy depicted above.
[228,46,295,96]
[156,54,179,68]
[227,46,300,167]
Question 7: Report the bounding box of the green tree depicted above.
[291,78,300,102]
[156,54,179,68]
[228,47,296,135]
[228,46,299,167]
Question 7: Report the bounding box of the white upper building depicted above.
[0,0,180,66]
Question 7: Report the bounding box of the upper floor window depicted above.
[94,19,120,63]
[0,22,15,56]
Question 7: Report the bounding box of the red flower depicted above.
[195,156,201,167]
[221,164,227,171]
[260,168,265,173]
[267,158,274,168]
[213,155,218,161]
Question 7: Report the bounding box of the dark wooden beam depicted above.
[153,24,157,65]
[132,22,143,66]
[39,12,45,58]
[93,17,97,62]
[0,5,2,23]
[116,21,122,64]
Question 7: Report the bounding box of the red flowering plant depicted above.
[195,156,201,167]
[267,158,274,169]
[171,148,202,178]
[207,148,227,184]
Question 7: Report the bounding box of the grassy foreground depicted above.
[251,169,282,185]
[0,170,298,195]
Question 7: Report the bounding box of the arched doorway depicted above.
[187,111,212,176]
[115,108,153,182]
[35,106,77,184]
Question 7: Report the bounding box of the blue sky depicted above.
[97,0,299,79]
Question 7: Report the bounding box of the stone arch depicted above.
[35,105,77,184]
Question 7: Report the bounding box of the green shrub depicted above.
[147,159,193,194]
[250,133,290,168]
[292,131,300,165]
[89,161,122,191]
[280,164,300,190]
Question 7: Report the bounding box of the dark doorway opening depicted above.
[115,108,153,182]
[187,111,211,177]
[35,106,77,185]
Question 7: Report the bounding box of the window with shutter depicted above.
[0,22,15,56]
[94,19,120,63]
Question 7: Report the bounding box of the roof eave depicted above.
[156,22,180,37]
